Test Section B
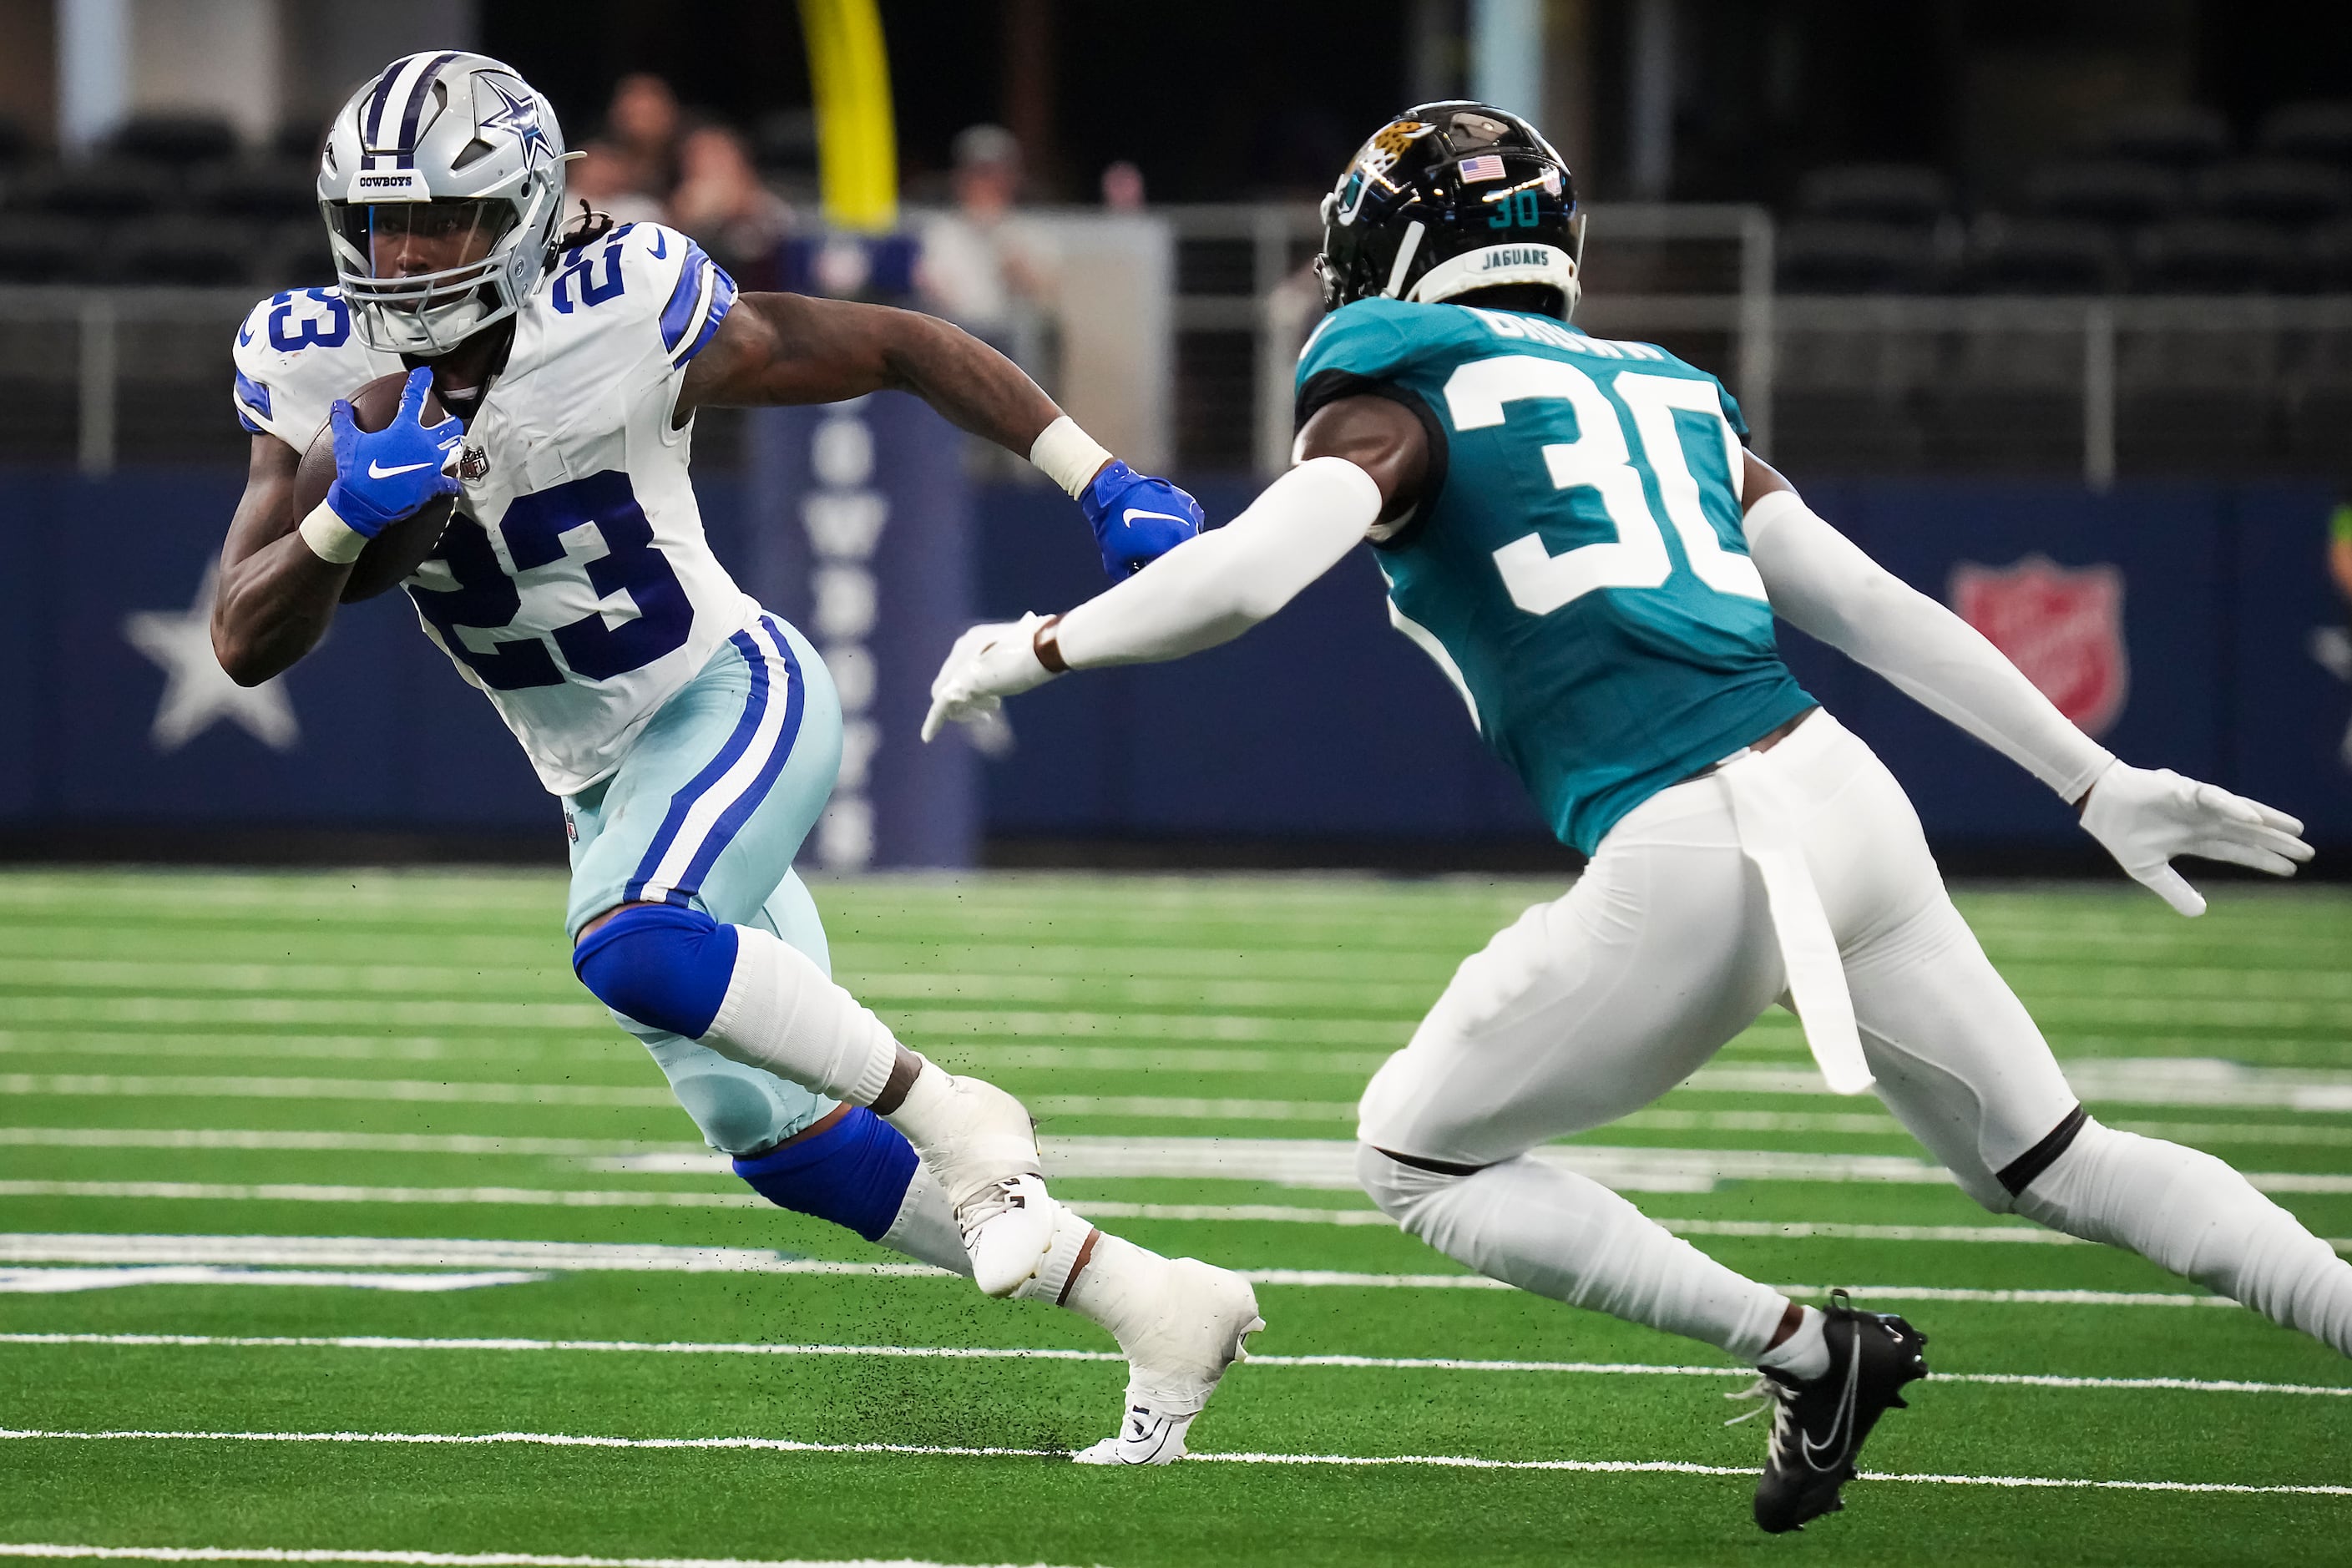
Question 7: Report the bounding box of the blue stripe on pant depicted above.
[567,612,846,1154]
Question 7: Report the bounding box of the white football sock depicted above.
[1358,1145,1790,1361]
[875,1156,974,1277]
[2014,1119,2352,1355]
[1756,1306,1829,1380]
[1014,1202,1112,1311]
[697,925,898,1105]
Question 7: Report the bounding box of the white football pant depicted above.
[1359,710,2352,1360]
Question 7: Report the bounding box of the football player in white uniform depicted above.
[211,52,1257,1464]
[927,102,2350,1524]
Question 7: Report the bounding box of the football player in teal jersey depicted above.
[928,104,2343,1530]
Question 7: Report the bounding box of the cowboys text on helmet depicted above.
[317,53,570,356]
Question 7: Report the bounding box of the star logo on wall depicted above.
[122,567,300,752]
[480,77,553,171]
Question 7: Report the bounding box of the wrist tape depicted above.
[297,501,369,565]
[1029,415,1113,499]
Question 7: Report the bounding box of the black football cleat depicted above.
[1734,1289,1929,1534]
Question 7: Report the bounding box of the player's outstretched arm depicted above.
[1739,453,2311,913]
[680,291,1201,577]
[920,394,1424,741]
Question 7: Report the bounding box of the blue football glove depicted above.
[1080,460,1204,578]
[325,366,463,537]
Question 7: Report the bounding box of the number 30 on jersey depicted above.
[1444,354,1767,615]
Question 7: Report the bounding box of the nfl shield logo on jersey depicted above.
[1950,554,2129,736]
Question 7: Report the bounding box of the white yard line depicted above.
[0,1076,673,1107]
[0,1549,1055,1568]
[0,1233,2330,1305]
[8,1331,2346,1399]
[0,1130,704,1156]
[0,1182,766,1210]
[0,1237,2277,1308]
[1,1428,2344,1497]
[0,1269,541,1294]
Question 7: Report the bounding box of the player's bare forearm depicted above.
[210,434,350,686]
[679,292,1064,456]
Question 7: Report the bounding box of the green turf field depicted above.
[1,868,2347,1567]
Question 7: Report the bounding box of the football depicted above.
[291,371,458,604]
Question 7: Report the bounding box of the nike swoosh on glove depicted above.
[2079,761,2314,916]
[922,613,1064,742]
[1081,461,1204,578]
[325,365,464,537]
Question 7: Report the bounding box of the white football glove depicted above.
[922,613,1062,743]
[2078,761,2313,916]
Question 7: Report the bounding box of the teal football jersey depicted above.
[1296,297,1813,853]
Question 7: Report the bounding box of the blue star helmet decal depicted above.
[480,76,553,170]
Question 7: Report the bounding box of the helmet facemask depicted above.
[316,55,570,357]
[326,196,530,355]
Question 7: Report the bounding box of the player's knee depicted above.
[733,1105,918,1242]
[668,1072,797,1157]
[1357,1142,1459,1236]
[572,903,740,1039]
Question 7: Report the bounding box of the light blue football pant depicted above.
[564,610,846,1156]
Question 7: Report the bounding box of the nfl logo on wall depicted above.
[1950,555,2129,736]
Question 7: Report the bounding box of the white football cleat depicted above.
[884,1069,1057,1297]
[1070,1257,1263,1465]
[958,1171,1059,1298]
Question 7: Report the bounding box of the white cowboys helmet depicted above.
[317,52,569,355]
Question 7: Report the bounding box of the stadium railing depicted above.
[4,202,2351,483]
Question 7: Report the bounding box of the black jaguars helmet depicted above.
[1315,102,1584,319]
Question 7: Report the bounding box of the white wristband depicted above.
[1029,414,1113,499]
[297,500,369,565]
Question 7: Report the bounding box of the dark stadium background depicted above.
[0,0,2347,872]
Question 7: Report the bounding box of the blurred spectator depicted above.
[566,139,665,229]
[605,73,682,201]
[2332,498,2352,610]
[1100,160,1146,211]
[670,125,792,291]
[915,124,1054,343]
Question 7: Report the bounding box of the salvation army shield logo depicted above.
[1950,554,2129,736]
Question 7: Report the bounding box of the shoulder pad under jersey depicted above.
[229,286,399,450]
[536,221,738,378]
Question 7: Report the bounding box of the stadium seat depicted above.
[2258,100,2352,167]
[2131,219,2299,292]
[8,159,168,220]
[198,159,321,224]
[2021,159,2182,229]
[258,218,337,289]
[2306,219,2352,292]
[269,121,326,164]
[114,215,259,287]
[1964,217,2122,293]
[1794,164,1955,228]
[1776,220,1949,292]
[2097,104,2232,170]
[0,214,103,284]
[107,113,238,172]
[2192,159,2352,228]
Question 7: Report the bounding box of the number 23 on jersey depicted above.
[407,470,693,690]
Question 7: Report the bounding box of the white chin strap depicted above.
[1406,242,1582,320]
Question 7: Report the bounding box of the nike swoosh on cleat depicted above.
[1121,508,1191,528]
[1799,1346,1864,1472]
[367,459,433,479]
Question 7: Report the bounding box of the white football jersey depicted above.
[230,222,759,795]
